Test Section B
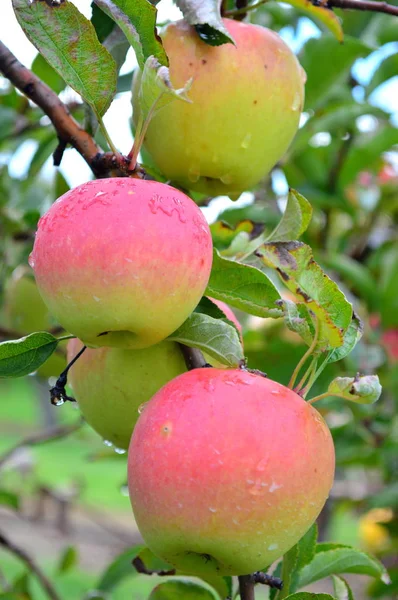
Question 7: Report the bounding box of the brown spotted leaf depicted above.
[255,242,352,349]
[13,0,117,116]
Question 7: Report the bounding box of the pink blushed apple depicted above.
[128,368,335,576]
[30,178,213,349]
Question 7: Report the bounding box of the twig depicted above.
[325,0,398,15]
[49,345,86,405]
[0,420,83,469]
[0,41,145,179]
[178,344,211,370]
[225,0,268,17]
[239,575,255,600]
[132,556,176,576]
[0,530,61,600]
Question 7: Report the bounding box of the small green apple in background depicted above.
[3,267,66,379]
[133,18,305,198]
[29,178,213,349]
[128,368,335,577]
[67,339,187,450]
[67,300,240,448]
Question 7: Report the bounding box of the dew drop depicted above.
[268,543,278,551]
[256,457,268,472]
[269,481,282,493]
[188,165,200,183]
[114,447,126,455]
[291,92,301,112]
[220,173,233,185]
[52,397,64,406]
[120,484,129,496]
[241,133,252,149]
[28,253,35,269]
[209,507,217,513]
[138,402,148,414]
[103,439,113,447]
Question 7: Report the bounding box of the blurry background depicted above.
[0,0,397,598]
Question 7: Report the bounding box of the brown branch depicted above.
[0,41,145,179]
[178,344,210,370]
[239,575,256,600]
[0,420,83,469]
[0,530,61,600]
[325,0,398,15]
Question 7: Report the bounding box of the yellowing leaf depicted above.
[283,0,343,42]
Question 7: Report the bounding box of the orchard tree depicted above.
[0,1,397,599]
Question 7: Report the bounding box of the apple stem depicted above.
[238,575,255,600]
[288,317,320,391]
[179,344,210,370]
[49,344,87,406]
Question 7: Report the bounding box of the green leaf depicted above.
[367,53,398,95]
[206,250,282,318]
[255,242,352,349]
[338,125,398,189]
[266,189,313,243]
[97,545,145,591]
[299,35,372,110]
[327,312,363,363]
[298,546,389,587]
[13,0,117,116]
[31,53,65,94]
[135,55,192,124]
[93,0,167,69]
[279,0,343,41]
[57,546,78,574]
[326,374,382,404]
[148,579,219,600]
[0,332,58,378]
[210,220,264,252]
[195,297,228,321]
[333,575,354,600]
[0,490,20,510]
[281,544,299,597]
[91,2,116,42]
[322,255,378,310]
[296,523,318,572]
[168,312,243,367]
[175,1,235,46]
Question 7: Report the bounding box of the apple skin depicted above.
[128,368,335,577]
[3,268,66,379]
[133,18,305,198]
[29,178,213,349]
[67,338,187,449]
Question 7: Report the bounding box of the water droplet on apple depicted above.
[256,457,268,472]
[268,543,278,551]
[269,481,282,493]
[120,484,129,496]
[52,397,64,406]
[240,133,252,149]
[220,173,233,185]
[208,507,217,513]
[103,439,113,447]
[271,389,280,396]
[114,447,126,455]
[28,253,35,269]
[300,66,307,83]
[291,92,301,112]
[138,402,148,414]
[188,165,200,183]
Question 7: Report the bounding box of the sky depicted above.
[0,0,397,218]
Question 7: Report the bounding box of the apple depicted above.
[4,267,56,333]
[67,338,187,449]
[29,178,213,349]
[128,368,335,577]
[3,267,66,379]
[133,18,305,198]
